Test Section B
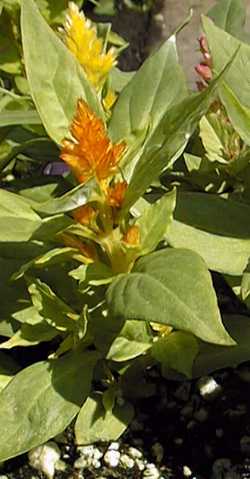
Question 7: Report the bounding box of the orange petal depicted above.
[60,99,126,184]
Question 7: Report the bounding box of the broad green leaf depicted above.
[109,37,187,186]
[0,350,98,461]
[109,67,135,93]
[0,189,41,241]
[31,181,96,215]
[0,321,58,348]
[202,16,250,143]
[109,36,187,144]
[122,60,235,212]
[0,258,28,329]
[166,191,250,275]
[0,110,41,127]
[208,0,246,39]
[70,262,114,287]
[241,262,250,308]
[193,315,250,376]
[107,248,234,345]
[75,393,134,444]
[106,320,152,362]
[13,247,77,280]
[28,278,78,332]
[13,305,45,325]
[0,9,21,74]
[152,331,199,378]
[199,115,227,163]
[32,215,73,242]
[135,188,176,255]
[21,0,103,145]
[0,352,20,392]
[216,82,250,146]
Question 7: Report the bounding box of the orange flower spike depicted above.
[122,225,140,246]
[73,204,96,226]
[107,181,128,208]
[60,99,126,184]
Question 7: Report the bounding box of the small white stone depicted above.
[128,446,143,459]
[143,463,161,478]
[120,453,135,469]
[92,459,102,468]
[78,445,95,457]
[103,450,120,468]
[28,441,61,479]
[197,377,222,400]
[183,465,192,477]
[93,448,103,461]
[74,456,90,469]
[108,441,120,451]
[135,458,146,471]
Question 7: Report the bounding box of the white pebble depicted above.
[120,453,135,469]
[108,441,120,451]
[143,463,161,478]
[128,446,143,459]
[104,450,120,468]
[92,459,102,468]
[78,445,95,457]
[197,377,222,400]
[28,441,60,479]
[183,465,192,476]
[135,458,146,471]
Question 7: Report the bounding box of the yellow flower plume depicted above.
[60,99,126,184]
[64,2,117,89]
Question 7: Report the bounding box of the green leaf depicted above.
[13,247,77,280]
[31,181,96,215]
[152,331,199,378]
[107,248,234,345]
[0,8,21,74]
[106,320,152,362]
[207,0,246,39]
[75,393,134,445]
[193,315,250,376]
[135,188,176,255]
[0,109,41,128]
[13,305,46,325]
[0,321,58,348]
[166,191,250,275]
[0,350,98,461]
[21,0,103,145]
[202,16,250,143]
[110,36,187,145]
[109,37,187,187]
[122,59,235,212]
[0,352,20,392]
[28,278,78,332]
[199,115,227,163]
[0,189,41,241]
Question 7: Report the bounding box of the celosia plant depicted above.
[1,0,250,463]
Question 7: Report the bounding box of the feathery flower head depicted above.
[64,2,117,89]
[122,225,140,246]
[73,204,96,226]
[60,99,126,184]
